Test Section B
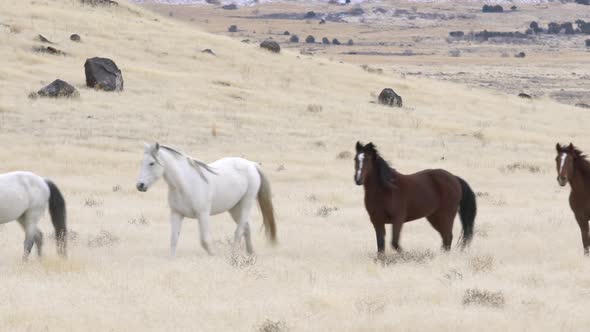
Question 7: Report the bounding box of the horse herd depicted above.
[0,141,588,261]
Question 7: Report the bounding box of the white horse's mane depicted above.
[159,145,218,182]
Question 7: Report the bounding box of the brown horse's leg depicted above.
[372,221,386,254]
[576,215,590,255]
[427,214,453,251]
[390,219,404,252]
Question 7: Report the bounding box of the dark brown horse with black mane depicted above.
[555,143,590,255]
[354,142,477,253]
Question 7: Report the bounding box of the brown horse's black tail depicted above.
[45,180,67,257]
[457,177,476,248]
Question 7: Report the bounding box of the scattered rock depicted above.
[260,39,280,53]
[515,52,526,58]
[319,18,326,24]
[84,57,124,91]
[304,11,316,19]
[70,34,81,42]
[347,39,354,46]
[80,0,118,5]
[378,88,403,107]
[228,25,237,32]
[518,93,532,99]
[37,34,53,43]
[289,35,299,43]
[305,35,316,43]
[221,4,237,10]
[548,22,561,34]
[322,37,330,45]
[586,39,590,47]
[33,46,66,55]
[575,0,589,5]
[37,79,79,98]
[511,5,517,10]
[28,91,38,100]
[530,21,539,30]
[205,0,220,4]
[283,31,290,35]
[449,31,464,38]
[348,7,364,16]
[561,22,575,34]
[474,30,529,41]
[482,5,503,13]
[332,38,341,45]
[201,48,215,55]
[575,103,590,109]
[373,7,388,14]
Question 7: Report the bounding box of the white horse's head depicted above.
[136,143,165,192]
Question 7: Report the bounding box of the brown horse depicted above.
[354,142,477,253]
[555,143,590,255]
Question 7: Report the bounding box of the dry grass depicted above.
[463,288,506,308]
[0,0,589,331]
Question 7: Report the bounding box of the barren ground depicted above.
[0,0,590,331]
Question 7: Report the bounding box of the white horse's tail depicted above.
[45,180,67,257]
[256,167,277,244]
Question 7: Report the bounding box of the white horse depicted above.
[136,143,277,256]
[0,171,67,259]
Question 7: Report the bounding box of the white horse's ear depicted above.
[154,142,160,151]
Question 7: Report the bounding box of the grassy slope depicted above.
[0,1,589,331]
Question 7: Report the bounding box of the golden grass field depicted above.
[1,0,590,331]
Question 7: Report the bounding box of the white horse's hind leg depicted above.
[230,199,255,255]
[197,213,214,255]
[169,211,184,257]
[230,205,254,254]
[18,209,44,261]
[34,230,43,256]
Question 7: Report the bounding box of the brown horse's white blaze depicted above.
[355,152,365,185]
[556,151,569,186]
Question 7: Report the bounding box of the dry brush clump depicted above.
[257,319,288,332]
[500,162,541,174]
[316,205,339,217]
[307,104,323,113]
[462,288,505,308]
[377,249,435,266]
[336,151,352,159]
[84,196,104,208]
[87,230,119,248]
[469,255,495,273]
[355,297,387,315]
[128,214,149,226]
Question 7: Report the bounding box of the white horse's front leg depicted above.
[170,211,184,257]
[197,213,214,256]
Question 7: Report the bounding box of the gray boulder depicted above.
[37,79,79,98]
[260,40,280,53]
[378,88,403,107]
[84,57,124,91]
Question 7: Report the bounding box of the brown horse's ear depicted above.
[567,143,574,152]
[356,141,363,152]
[365,142,376,157]
[556,143,561,152]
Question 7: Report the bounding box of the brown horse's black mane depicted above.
[370,147,397,189]
[572,148,590,177]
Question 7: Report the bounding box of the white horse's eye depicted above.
[149,162,155,166]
